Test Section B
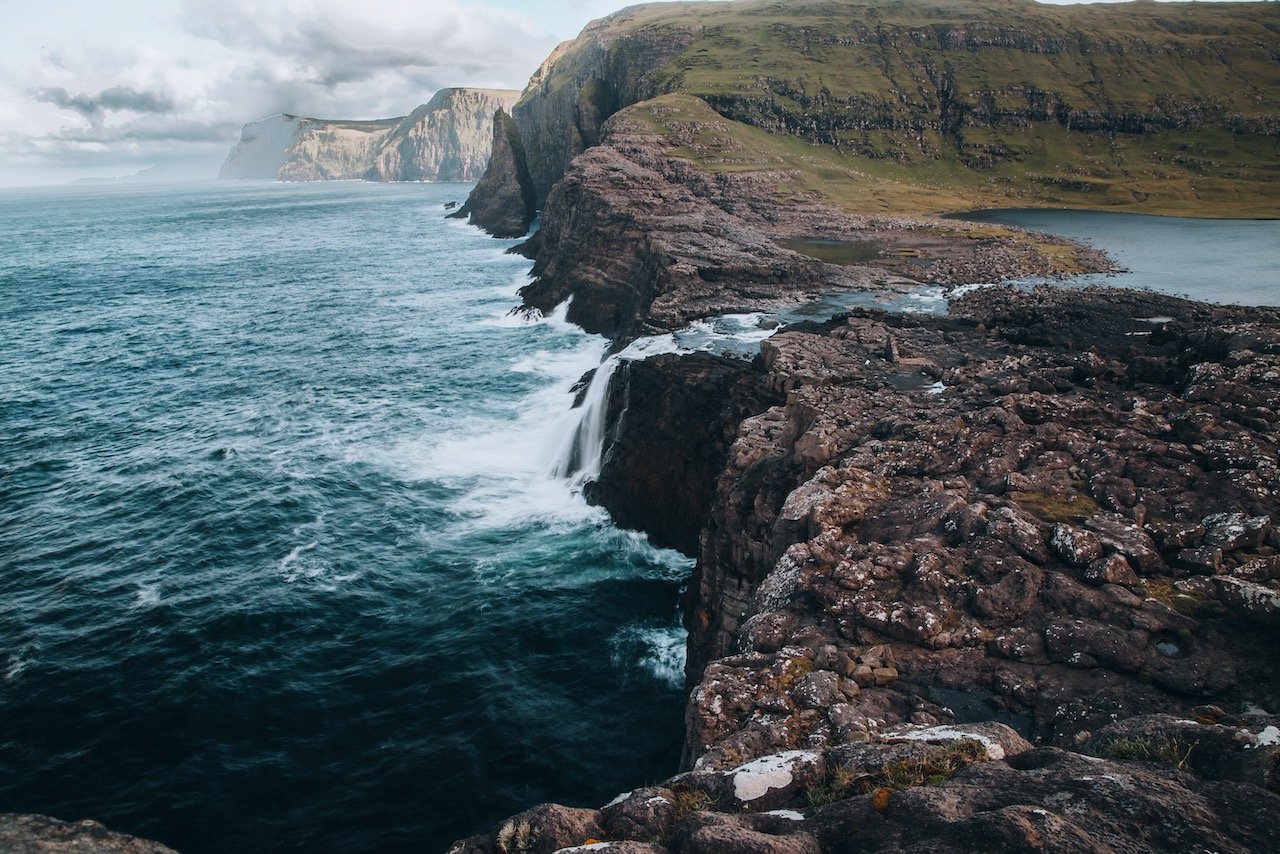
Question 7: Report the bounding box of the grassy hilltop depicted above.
[513,0,1280,217]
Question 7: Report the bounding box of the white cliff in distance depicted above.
[219,88,520,182]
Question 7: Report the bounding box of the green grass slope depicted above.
[519,0,1280,217]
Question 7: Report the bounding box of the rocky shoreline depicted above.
[449,276,1280,852]
[469,95,1114,344]
[445,46,1280,850]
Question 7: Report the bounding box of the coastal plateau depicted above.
[451,0,1280,851]
[218,87,519,182]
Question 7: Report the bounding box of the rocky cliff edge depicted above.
[219,87,519,182]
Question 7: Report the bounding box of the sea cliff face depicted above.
[459,0,1280,236]
[449,1,1280,851]
[218,88,519,182]
[511,95,1108,341]
[452,284,1280,854]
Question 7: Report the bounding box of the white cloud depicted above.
[0,0,559,184]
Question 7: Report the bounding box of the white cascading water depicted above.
[546,313,779,489]
[548,352,625,487]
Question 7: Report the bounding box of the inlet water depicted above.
[0,181,690,851]
[953,209,1280,306]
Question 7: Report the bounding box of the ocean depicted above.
[2,181,1275,852]
[0,181,691,851]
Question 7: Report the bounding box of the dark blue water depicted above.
[0,181,690,852]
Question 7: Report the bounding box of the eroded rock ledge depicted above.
[0,813,175,853]
[509,97,1110,342]
[452,286,1280,853]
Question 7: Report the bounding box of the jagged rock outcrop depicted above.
[219,88,518,182]
[0,814,176,853]
[449,110,537,238]
[452,719,1280,853]
[461,0,1280,235]
[454,286,1280,850]
[680,287,1280,767]
[513,95,1108,341]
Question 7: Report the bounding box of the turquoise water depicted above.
[0,181,690,851]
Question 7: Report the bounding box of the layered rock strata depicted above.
[461,0,1280,235]
[509,97,1108,342]
[219,88,519,182]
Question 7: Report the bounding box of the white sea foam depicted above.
[395,317,611,533]
[278,540,325,583]
[388,301,779,540]
[901,285,947,313]
[5,654,30,682]
[610,624,688,688]
[947,282,1000,299]
[546,315,776,488]
[133,583,161,608]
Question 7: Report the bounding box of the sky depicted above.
[0,0,1253,185]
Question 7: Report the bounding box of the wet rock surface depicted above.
[0,814,176,853]
[586,352,781,554]
[454,284,1280,853]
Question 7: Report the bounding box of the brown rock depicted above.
[1203,513,1272,552]
[0,815,176,854]
[1049,524,1104,568]
[601,788,677,843]
[1176,546,1224,575]
[1082,554,1140,587]
[1084,514,1165,575]
[491,804,604,854]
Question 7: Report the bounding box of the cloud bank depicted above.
[0,0,562,184]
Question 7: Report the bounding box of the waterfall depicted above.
[546,313,778,489]
[548,352,624,487]
[547,333,683,488]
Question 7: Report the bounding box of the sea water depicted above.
[0,181,690,851]
[5,182,1274,853]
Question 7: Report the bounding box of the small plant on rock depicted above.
[804,739,991,810]
[1100,735,1199,770]
[670,785,717,820]
[875,739,990,792]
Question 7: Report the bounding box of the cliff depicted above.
[512,95,1109,341]
[453,286,1280,852]
[218,88,519,182]
[367,88,522,182]
[460,0,1280,235]
[447,110,537,238]
[447,1,1280,849]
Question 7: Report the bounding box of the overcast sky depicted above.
[0,0,1243,185]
